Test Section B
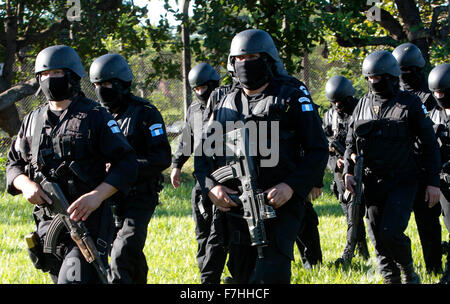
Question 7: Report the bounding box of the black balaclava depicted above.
[335,96,358,116]
[195,80,219,103]
[369,74,399,100]
[95,79,131,112]
[39,71,74,102]
[234,55,272,90]
[400,66,425,91]
[435,88,450,109]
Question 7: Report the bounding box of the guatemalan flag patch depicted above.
[150,123,164,137]
[107,120,121,134]
[301,104,313,112]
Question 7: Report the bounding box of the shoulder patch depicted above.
[299,85,310,96]
[149,123,164,137]
[107,120,121,134]
[421,104,429,117]
[301,104,314,112]
[298,97,311,103]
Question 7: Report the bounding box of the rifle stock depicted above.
[34,172,109,284]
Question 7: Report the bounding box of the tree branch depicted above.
[372,8,406,40]
[336,35,398,48]
[0,78,38,112]
[16,18,71,49]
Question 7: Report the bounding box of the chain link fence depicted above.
[0,46,348,155]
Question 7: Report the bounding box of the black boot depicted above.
[334,245,354,266]
[383,275,402,284]
[398,262,421,284]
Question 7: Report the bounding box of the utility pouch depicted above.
[25,231,47,271]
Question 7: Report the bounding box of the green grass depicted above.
[0,168,448,284]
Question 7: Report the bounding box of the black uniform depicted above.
[344,90,441,282]
[6,95,137,284]
[324,105,369,262]
[195,77,329,283]
[108,94,171,284]
[172,85,230,284]
[430,107,450,240]
[401,82,443,273]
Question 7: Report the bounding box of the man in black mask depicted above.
[90,54,172,283]
[171,62,230,283]
[194,29,329,283]
[6,45,138,284]
[344,50,441,284]
[323,76,369,266]
[393,43,443,274]
[428,63,450,284]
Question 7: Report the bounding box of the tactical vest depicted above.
[114,95,163,193]
[352,91,418,178]
[331,110,351,145]
[214,83,302,190]
[22,97,106,200]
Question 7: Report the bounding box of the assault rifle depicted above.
[211,127,276,258]
[34,172,109,284]
[330,139,346,157]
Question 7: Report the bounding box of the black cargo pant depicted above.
[192,183,228,283]
[441,185,450,265]
[412,176,443,273]
[108,193,157,284]
[333,172,367,252]
[441,186,450,233]
[364,176,417,281]
[225,198,305,284]
[295,201,322,267]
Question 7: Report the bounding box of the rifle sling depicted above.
[30,105,49,172]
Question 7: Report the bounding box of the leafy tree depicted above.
[0,0,148,136]
[319,0,449,67]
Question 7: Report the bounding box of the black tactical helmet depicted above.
[35,45,85,77]
[325,76,355,101]
[362,50,401,77]
[428,63,450,92]
[89,54,134,83]
[392,43,425,69]
[188,63,220,88]
[228,29,282,71]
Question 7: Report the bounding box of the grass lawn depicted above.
[0,167,447,284]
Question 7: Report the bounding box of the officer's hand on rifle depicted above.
[264,183,294,209]
[208,185,239,212]
[425,185,441,208]
[13,174,52,205]
[67,182,117,221]
[345,174,356,194]
[308,187,322,201]
[170,168,181,189]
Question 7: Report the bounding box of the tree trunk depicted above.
[181,0,192,121]
[0,5,21,137]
